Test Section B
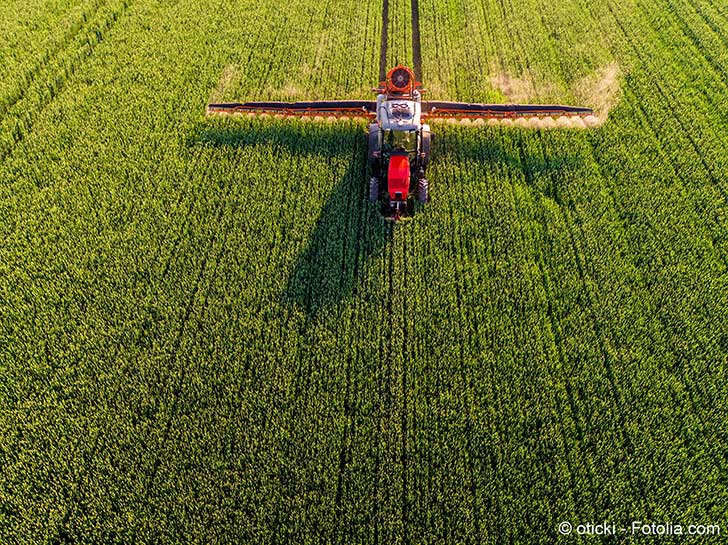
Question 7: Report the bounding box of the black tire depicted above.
[368,124,381,174]
[417,178,429,203]
[419,125,432,168]
[369,176,380,202]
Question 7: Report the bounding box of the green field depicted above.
[1,0,727,542]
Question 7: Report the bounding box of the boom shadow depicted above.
[190,119,392,321]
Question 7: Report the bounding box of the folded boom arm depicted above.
[422,101,593,123]
[207,100,377,119]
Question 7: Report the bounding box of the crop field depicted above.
[1,0,727,542]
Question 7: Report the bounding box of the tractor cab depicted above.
[383,129,417,158]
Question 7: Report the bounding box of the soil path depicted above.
[410,0,422,79]
[379,0,389,81]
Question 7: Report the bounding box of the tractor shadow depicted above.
[191,120,583,320]
[191,119,392,321]
[282,161,393,320]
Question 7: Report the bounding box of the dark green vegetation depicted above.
[1,0,726,543]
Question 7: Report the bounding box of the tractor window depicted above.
[384,129,416,153]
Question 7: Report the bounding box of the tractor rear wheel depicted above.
[369,176,380,202]
[367,124,381,175]
[417,178,429,203]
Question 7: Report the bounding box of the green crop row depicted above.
[409,0,728,540]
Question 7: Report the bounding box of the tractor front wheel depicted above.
[417,178,429,203]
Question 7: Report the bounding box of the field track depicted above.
[410,0,423,78]
[0,0,132,162]
[379,0,389,80]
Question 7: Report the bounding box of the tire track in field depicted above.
[622,84,728,268]
[577,0,728,260]
[577,0,728,269]
[692,0,728,45]
[410,0,423,79]
[578,94,727,470]
[491,0,531,82]
[522,133,657,518]
[36,147,206,543]
[569,0,728,482]
[277,150,361,540]
[380,0,390,81]
[518,134,612,504]
[130,126,249,512]
[142,222,229,495]
[636,0,728,133]
[272,141,368,543]
[562,190,657,517]
[0,0,108,121]
[0,0,132,164]
[30,0,233,537]
[659,0,728,88]
[362,0,378,87]
[132,177,235,539]
[604,2,728,204]
[600,0,728,265]
[513,138,605,514]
